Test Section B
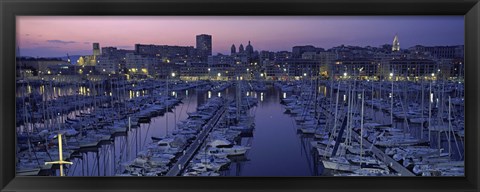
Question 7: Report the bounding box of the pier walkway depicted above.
[320,103,415,176]
[166,105,227,176]
[350,131,415,176]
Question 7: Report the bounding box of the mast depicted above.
[428,81,432,140]
[371,80,374,121]
[448,96,452,157]
[324,83,340,159]
[166,73,169,135]
[390,74,394,125]
[45,133,73,176]
[360,89,365,165]
[421,80,424,139]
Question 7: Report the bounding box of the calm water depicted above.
[222,87,318,176]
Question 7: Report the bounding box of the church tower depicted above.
[239,44,244,53]
[392,34,400,52]
[231,44,236,55]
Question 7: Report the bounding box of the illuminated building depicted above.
[392,34,400,52]
[77,43,102,66]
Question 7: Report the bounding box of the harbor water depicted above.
[17,80,464,176]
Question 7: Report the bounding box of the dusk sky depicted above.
[17,16,464,57]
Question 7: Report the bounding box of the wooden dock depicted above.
[166,105,226,176]
[350,131,415,176]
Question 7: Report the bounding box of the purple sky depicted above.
[17,16,464,57]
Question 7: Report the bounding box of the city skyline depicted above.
[17,16,463,57]
[15,17,466,178]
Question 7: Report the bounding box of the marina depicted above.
[14,16,465,177]
[16,78,465,176]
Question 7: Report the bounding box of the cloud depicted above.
[36,46,61,49]
[46,40,77,44]
[83,42,90,45]
[25,34,30,36]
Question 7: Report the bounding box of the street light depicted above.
[217,73,221,77]
[171,72,175,77]
[207,68,211,80]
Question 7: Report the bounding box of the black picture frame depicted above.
[1,0,479,191]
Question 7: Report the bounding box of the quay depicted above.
[166,104,227,176]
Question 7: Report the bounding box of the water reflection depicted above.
[222,87,317,176]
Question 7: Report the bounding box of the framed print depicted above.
[1,0,479,191]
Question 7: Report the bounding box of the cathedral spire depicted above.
[392,34,400,52]
[231,44,236,54]
[239,44,244,53]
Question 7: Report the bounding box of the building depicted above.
[273,59,323,80]
[392,34,400,52]
[134,44,196,63]
[196,34,212,61]
[300,51,336,78]
[150,62,179,79]
[292,45,324,58]
[245,41,254,58]
[96,56,121,74]
[16,57,70,77]
[102,47,134,58]
[179,63,210,81]
[274,51,292,60]
[387,59,437,80]
[125,53,158,77]
[93,43,101,58]
[98,47,135,74]
[332,59,378,79]
[77,43,102,66]
[208,63,235,80]
[238,44,244,54]
[208,54,235,66]
[231,44,236,55]
[259,50,275,68]
[448,58,464,80]
[409,45,464,59]
[46,64,79,75]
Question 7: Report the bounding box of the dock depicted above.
[166,105,227,176]
[350,131,415,176]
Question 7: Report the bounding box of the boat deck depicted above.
[350,131,415,176]
[166,105,226,176]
